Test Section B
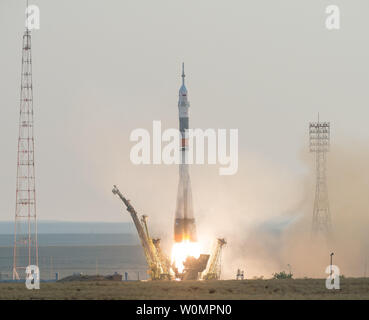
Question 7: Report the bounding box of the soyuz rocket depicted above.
[174,63,197,243]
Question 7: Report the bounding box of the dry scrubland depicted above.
[0,278,369,300]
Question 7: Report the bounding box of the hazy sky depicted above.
[1,1,368,229]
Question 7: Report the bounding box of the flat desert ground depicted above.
[0,278,369,300]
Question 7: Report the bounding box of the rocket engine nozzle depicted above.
[174,218,197,243]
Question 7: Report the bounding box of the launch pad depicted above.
[112,185,225,281]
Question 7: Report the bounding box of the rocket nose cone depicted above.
[179,85,187,96]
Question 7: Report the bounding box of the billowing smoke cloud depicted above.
[192,149,307,279]
[196,139,369,279]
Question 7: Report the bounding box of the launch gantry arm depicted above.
[112,185,161,279]
[202,238,226,280]
[152,238,172,276]
[112,185,171,280]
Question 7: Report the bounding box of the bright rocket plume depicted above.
[171,241,201,273]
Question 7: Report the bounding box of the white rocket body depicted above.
[174,64,197,243]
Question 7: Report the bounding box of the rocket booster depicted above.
[174,63,197,243]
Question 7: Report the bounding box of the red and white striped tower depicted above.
[12,3,38,280]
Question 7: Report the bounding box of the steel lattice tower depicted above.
[309,116,331,237]
[12,15,38,280]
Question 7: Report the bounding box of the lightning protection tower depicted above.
[13,4,38,280]
[309,115,331,238]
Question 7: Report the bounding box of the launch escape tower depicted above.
[13,6,38,279]
[174,63,197,243]
[309,116,331,238]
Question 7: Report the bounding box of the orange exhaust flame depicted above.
[171,240,201,273]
